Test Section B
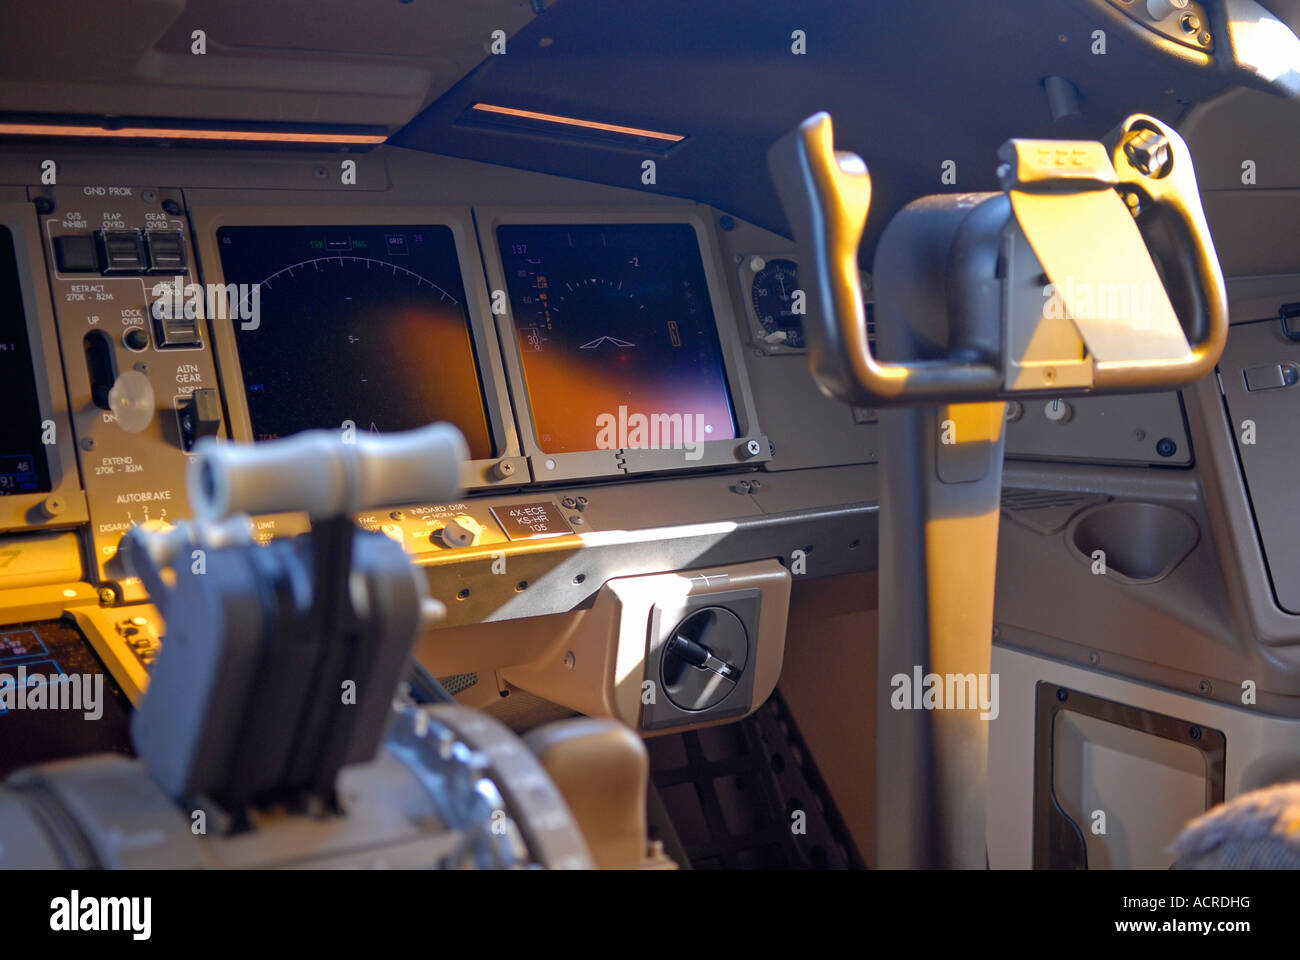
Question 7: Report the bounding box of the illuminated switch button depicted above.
[152,298,202,347]
[441,514,483,548]
[97,229,147,274]
[145,230,188,274]
[1043,398,1073,424]
[53,234,98,272]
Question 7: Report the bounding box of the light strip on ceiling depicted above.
[469,103,684,143]
[0,123,387,145]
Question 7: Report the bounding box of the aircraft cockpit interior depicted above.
[2,0,1300,934]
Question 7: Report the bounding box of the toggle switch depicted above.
[1244,362,1300,392]
[179,388,222,450]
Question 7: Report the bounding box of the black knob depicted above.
[123,327,150,351]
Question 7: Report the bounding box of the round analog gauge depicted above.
[750,258,803,349]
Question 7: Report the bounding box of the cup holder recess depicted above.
[1067,501,1199,584]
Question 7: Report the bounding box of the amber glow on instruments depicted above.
[469,103,685,143]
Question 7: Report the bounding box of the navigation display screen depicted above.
[497,222,736,455]
[216,224,493,459]
[0,226,52,495]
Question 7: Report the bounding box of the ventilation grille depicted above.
[1000,490,1092,512]
[437,672,479,696]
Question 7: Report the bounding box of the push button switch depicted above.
[53,234,98,272]
[145,230,187,274]
[97,229,146,274]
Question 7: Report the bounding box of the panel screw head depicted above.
[98,586,116,606]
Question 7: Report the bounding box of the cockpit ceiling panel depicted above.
[0,0,540,131]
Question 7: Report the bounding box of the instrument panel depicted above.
[0,148,1196,702]
[0,186,781,600]
[497,222,737,457]
[216,223,494,458]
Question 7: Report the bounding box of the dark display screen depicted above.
[0,226,52,496]
[216,224,493,459]
[497,223,736,455]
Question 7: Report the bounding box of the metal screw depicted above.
[1198,679,1212,695]
[80,436,96,451]
[1088,651,1101,665]
[741,439,762,458]
[1189,725,1203,740]
[98,586,116,606]
[141,189,157,204]
[1056,687,1069,701]
[563,651,576,670]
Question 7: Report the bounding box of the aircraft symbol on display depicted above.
[579,335,636,349]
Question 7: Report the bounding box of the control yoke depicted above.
[767,111,1228,407]
[767,112,1229,869]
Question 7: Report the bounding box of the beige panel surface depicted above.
[777,571,878,866]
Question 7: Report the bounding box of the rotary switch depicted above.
[440,514,484,548]
[660,607,748,712]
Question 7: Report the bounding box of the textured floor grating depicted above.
[647,692,863,869]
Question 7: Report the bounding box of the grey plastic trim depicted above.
[1185,356,1300,644]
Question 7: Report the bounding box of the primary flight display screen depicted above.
[216,224,493,459]
[497,222,737,455]
[0,226,52,495]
